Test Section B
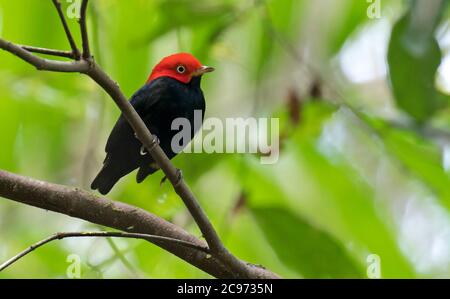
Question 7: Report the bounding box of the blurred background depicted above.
[0,0,450,278]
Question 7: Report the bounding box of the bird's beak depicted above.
[193,65,215,77]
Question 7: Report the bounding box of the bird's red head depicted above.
[147,53,214,84]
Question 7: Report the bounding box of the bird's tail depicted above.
[91,161,126,195]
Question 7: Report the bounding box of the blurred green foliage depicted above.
[388,0,449,122]
[0,0,449,278]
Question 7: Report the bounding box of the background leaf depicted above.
[252,207,363,278]
[387,0,449,122]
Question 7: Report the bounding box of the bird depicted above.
[91,53,214,195]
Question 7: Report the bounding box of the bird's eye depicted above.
[176,65,186,74]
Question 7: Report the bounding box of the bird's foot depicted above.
[160,168,183,187]
[149,134,160,149]
[174,168,183,188]
[140,145,147,156]
[139,134,160,156]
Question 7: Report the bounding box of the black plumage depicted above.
[91,76,205,195]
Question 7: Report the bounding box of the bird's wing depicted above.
[104,79,170,153]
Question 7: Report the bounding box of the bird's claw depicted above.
[160,168,183,187]
[140,145,147,156]
[139,135,160,156]
[151,134,160,146]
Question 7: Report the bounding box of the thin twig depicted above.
[19,45,74,59]
[0,231,209,272]
[0,39,89,72]
[51,0,81,59]
[80,0,91,59]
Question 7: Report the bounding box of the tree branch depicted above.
[19,45,75,59]
[0,39,88,72]
[0,170,277,278]
[0,231,209,272]
[52,0,81,59]
[84,65,226,253]
[0,1,279,278]
[80,0,91,59]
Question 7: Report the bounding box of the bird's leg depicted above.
[139,134,160,156]
[160,169,183,187]
[150,134,160,150]
[174,169,183,187]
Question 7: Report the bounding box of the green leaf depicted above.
[327,0,369,55]
[387,0,449,122]
[374,123,450,212]
[252,207,363,278]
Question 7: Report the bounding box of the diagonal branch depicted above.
[77,2,239,268]
[80,0,91,59]
[85,58,254,277]
[0,231,209,272]
[85,66,224,252]
[52,0,81,59]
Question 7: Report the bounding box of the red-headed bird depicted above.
[91,53,214,194]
